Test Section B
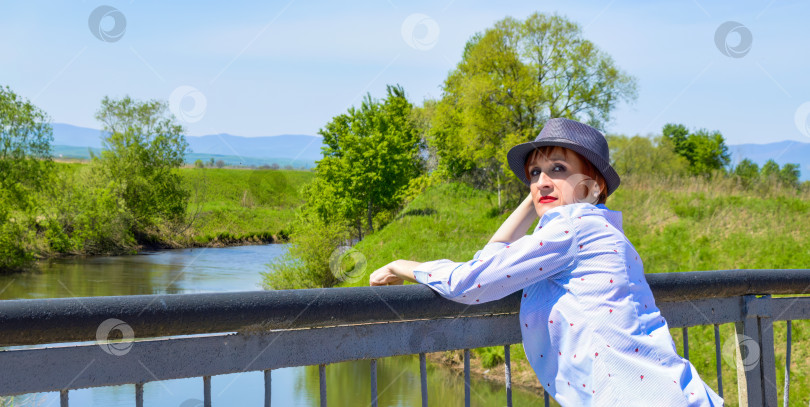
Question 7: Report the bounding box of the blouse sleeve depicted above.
[413,210,577,304]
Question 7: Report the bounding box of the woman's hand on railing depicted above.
[369,260,421,286]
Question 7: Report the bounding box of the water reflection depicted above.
[0,245,286,300]
[298,355,544,407]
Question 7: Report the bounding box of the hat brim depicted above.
[506,138,621,197]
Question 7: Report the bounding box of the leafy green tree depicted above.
[760,159,780,180]
[662,124,689,158]
[0,86,54,210]
[94,96,190,233]
[194,159,204,168]
[0,86,53,271]
[266,85,424,289]
[606,134,688,177]
[662,124,730,175]
[315,84,423,238]
[430,13,637,206]
[733,158,760,182]
[778,163,800,188]
[687,129,730,175]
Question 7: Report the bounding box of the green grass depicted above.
[179,167,313,244]
[336,176,810,405]
[340,182,511,282]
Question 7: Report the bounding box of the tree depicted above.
[733,158,760,182]
[194,159,204,168]
[315,84,423,238]
[94,95,189,232]
[662,124,689,158]
[0,86,54,210]
[215,159,225,168]
[778,163,800,188]
[430,13,637,206]
[606,134,688,177]
[662,124,730,176]
[760,159,780,180]
[0,86,54,271]
[266,85,423,289]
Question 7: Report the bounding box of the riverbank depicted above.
[0,164,312,273]
[428,349,545,393]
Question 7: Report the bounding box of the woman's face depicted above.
[526,147,600,218]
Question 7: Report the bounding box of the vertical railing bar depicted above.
[264,369,272,407]
[736,295,764,406]
[783,320,792,407]
[370,359,378,407]
[682,327,689,360]
[419,353,428,407]
[319,364,327,407]
[60,389,68,407]
[464,349,471,407]
[504,345,512,407]
[714,324,723,398]
[543,389,550,407]
[203,376,211,407]
[758,312,778,404]
[135,382,144,407]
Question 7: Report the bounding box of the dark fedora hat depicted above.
[506,118,621,196]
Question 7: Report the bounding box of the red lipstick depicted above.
[539,196,558,204]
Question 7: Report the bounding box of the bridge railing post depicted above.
[735,295,777,407]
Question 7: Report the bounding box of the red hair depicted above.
[523,146,608,204]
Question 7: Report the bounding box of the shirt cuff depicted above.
[413,259,456,284]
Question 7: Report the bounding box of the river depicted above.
[0,245,544,406]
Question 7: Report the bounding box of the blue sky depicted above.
[2,0,809,145]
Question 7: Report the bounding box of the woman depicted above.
[369,118,723,406]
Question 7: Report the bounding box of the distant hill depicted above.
[49,123,810,179]
[728,140,810,181]
[51,123,324,168]
[52,123,106,148]
[186,133,323,163]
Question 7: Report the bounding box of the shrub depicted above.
[262,216,349,289]
[474,346,505,368]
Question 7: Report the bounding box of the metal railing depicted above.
[1,269,810,407]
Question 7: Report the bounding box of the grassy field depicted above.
[179,167,313,244]
[339,176,810,405]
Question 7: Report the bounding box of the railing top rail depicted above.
[1,269,808,347]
